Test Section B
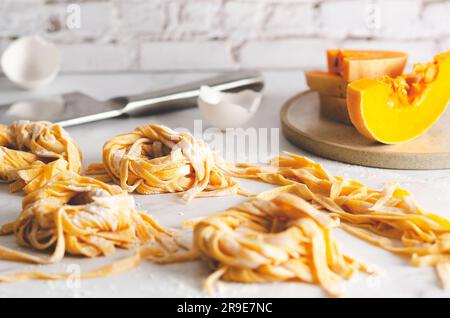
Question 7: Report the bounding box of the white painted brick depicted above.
[0,1,114,42]
[239,39,339,69]
[140,41,237,71]
[317,0,371,39]
[229,0,317,2]
[0,1,52,37]
[374,0,424,39]
[422,1,450,37]
[318,0,422,39]
[166,0,222,38]
[1,0,449,72]
[223,1,268,42]
[342,39,437,65]
[60,44,136,72]
[262,3,316,37]
[115,0,167,40]
[46,2,116,43]
[65,2,115,40]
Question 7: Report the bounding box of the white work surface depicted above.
[0,72,449,298]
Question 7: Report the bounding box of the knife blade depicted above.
[0,71,264,127]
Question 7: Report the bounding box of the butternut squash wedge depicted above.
[328,50,408,82]
[319,95,352,125]
[305,71,347,97]
[347,51,450,144]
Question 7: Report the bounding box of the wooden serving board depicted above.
[280,90,450,170]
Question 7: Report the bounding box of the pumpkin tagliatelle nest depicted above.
[0,172,188,283]
[87,124,241,201]
[145,189,373,297]
[0,121,82,193]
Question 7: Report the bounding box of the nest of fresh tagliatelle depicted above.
[222,152,450,288]
[143,187,374,297]
[0,121,82,194]
[86,124,243,202]
[0,171,189,283]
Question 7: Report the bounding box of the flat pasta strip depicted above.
[224,152,450,287]
[0,171,188,283]
[86,124,241,202]
[0,121,82,193]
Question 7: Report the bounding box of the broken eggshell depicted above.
[197,86,262,130]
[1,35,61,90]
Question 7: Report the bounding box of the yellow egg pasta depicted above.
[144,189,371,297]
[0,124,13,146]
[0,172,188,282]
[0,121,82,193]
[87,124,241,202]
[223,152,450,287]
[1,118,448,294]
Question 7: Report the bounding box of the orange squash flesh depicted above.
[347,51,450,144]
[305,71,348,97]
[328,50,408,82]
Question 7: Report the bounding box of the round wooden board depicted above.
[280,90,450,170]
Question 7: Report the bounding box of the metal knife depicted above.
[0,71,264,127]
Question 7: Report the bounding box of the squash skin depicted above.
[347,52,450,144]
[305,71,347,97]
[327,50,408,82]
[319,94,352,125]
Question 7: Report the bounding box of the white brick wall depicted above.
[0,0,449,72]
[140,41,237,70]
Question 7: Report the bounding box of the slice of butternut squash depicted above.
[319,94,352,125]
[305,71,347,97]
[328,50,408,82]
[347,51,450,144]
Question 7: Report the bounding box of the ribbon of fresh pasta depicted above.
[0,171,188,282]
[0,121,82,193]
[0,124,13,146]
[144,189,371,297]
[87,124,240,202]
[223,152,450,287]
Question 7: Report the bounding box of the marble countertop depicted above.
[0,71,449,298]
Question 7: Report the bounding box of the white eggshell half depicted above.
[1,35,61,90]
[197,86,262,130]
